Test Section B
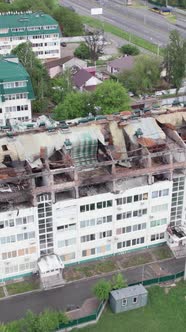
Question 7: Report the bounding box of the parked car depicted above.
[61,42,67,47]
[155,91,163,96]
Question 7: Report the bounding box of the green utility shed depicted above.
[109,284,148,313]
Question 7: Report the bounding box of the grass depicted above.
[72,281,186,332]
[165,14,177,24]
[6,280,39,295]
[121,253,152,268]
[0,287,4,298]
[153,246,172,261]
[75,261,118,277]
[82,16,164,55]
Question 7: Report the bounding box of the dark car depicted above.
[61,42,67,47]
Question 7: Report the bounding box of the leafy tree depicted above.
[37,309,60,332]
[92,80,130,114]
[118,54,161,94]
[54,91,91,120]
[93,279,112,301]
[11,42,51,112]
[85,30,104,61]
[51,70,73,105]
[19,310,39,332]
[53,6,83,37]
[111,273,127,290]
[120,44,140,56]
[74,42,90,60]
[164,30,186,93]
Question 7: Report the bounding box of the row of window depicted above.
[4,93,27,101]
[2,246,36,260]
[11,25,57,33]
[82,244,111,257]
[58,237,76,248]
[57,223,76,232]
[117,237,145,249]
[80,215,112,228]
[151,233,165,241]
[150,218,167,228]
[116,193,148,206]
[152,189,169,198]
[0,231,35,244]
[5,105,29,113]
[80,200,112,213]
[4,261,36,275]
[116,222,146,235]
[151,204,168,213]
[32,42,58,47]
[0,216,34,229]
[116,209,147,221]
[3,81,26,89]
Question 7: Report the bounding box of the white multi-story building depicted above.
[0,55,34,126]
[0,110,186,283]
[0,11,61,59]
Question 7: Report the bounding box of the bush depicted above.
[74,42,90,60]
[120,44,140,55]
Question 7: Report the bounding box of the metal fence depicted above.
[57,271,184,330]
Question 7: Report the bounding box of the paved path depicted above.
[0,257,184,323]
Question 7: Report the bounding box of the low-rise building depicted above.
[0,11,61,59]
[107,56,134,74]
[0,55,34,125]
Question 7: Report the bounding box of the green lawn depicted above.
[152,246,172,261]
[72,282,186,332]
[6,280,39,295]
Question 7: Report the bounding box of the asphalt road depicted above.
[60,0,186,46]
[0,257,184,323]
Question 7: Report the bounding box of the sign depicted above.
[91,8,103,15]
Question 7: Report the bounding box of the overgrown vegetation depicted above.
[118,54,161,94]
[54,80,130,120]
[0,309,68,332]
[93,274,127,301]
[6,280,39,295]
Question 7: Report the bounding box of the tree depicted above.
[54,91,91,120]
[51,70,73,105]
[93,279,112,301]
[120,44,140,56]
[164,30,186,93]
[53,6,83,37]
[92,80,130,114]
[111,273,127,290]
[11,42,51,112]
[37,309,60,332]
[74,42,90,60]
[118,54,161,94]
[85,30,104,61]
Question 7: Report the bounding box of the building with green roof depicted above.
[0,55,35,125]
[0,11,61,59]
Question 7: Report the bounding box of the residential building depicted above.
[0,11,61,59]
[73,68,102,91]
[0,55,34,125]
[0,109,186,284]
[107,56,134,74]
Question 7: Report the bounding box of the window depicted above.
[81,234,95,243]
[151,233,165,241]
[2,145,8,151]
[122,298,127,306]
[82,248,95,257]
[152,189,169,198]
[99,230,112,239]
[150,218,167,227]
[132,297,138,304]
[151,204,168,213]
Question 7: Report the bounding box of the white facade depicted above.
[0,34,61,60]
[0,92,32,126]
[1,176,182,281]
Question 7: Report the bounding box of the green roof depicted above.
[0,11,61,37]
[0,58,35,100]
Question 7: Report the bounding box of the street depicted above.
[60,0,186,46]
[0,257,184,323]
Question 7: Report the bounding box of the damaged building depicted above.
[0,109,186,286]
